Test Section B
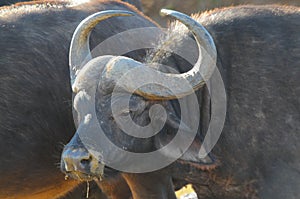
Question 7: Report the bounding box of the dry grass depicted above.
[175,184,197,199]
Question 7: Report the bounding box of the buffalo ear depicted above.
[155,109,217,170]
[121,0,143,11]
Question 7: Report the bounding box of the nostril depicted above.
[80,156,92,166]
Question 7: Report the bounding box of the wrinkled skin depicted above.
[65,4,300,199]
[0,0,147,199]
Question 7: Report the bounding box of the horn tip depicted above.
[160,8,173,17]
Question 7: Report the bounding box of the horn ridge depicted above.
[69,10,134,85]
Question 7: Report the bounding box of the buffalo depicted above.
[62,4,300,199]
[0,0,148,198]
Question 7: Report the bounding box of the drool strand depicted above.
[86,180,90,198]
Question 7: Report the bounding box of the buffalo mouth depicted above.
[61,160,105,181]
[63,166,119,182]
[64,171,97,181]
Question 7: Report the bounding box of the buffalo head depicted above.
[61,9,217,180]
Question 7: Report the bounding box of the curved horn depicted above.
[121,9,217,100]
[69,10,134,85]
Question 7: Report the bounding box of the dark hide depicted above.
[0,0,28,6]
[150,5,300,199]
[0,0,143,11]
[92,4,300,199]
[59,181,107,199]
[0,0,154,199]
